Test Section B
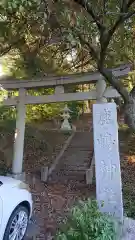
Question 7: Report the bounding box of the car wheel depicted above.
[3,205,29,240]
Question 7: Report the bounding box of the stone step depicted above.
[60,161,90,167]
[63,152,91,157]
[72,138,92,141]
[61,154,91,158]
[70,143,92,147]
[58,157,89,163]
[53,169,86,175]
[59,168,87,173]
[49,170,86,182]
[55,165,87,172]
[55,160,89,169]
[65,146,92,149]
[64,159,91,164]
[48,130,93,184]
[48,177,86,185]
[61,156,91,162]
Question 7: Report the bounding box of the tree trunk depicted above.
[98,67,135,132]
[124,95,135,131]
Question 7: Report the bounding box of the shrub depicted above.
[56,199,120,240]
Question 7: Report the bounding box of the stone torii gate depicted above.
[0,64,130,180]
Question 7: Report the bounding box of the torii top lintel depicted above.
[0,64,131,90]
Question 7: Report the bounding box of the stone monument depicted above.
[93,102,123,221]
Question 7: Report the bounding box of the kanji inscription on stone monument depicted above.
[93,102,123,221]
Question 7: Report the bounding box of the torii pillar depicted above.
[9,88,26,181]
[96,78,107,103]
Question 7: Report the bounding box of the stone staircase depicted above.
[49,131,93,184]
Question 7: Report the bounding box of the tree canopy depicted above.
[1,0,135,128]
[1,1,135,77]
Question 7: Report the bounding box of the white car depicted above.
[0,176,33,240]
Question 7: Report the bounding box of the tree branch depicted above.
[77,33,99,61]
[0,16,28,57]
[73,0,135,67]
[110,0,135,36]
[118,0,135,15]
[110,11,135,37]
[127,0,135,8]
[0,45,14,57]
[0,36,25,57]
[54,0,134,103]
[98,67,129,103]
[73,0,105,31]
[74,59,90,69]
[99,0,135,65]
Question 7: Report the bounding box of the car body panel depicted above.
[0,195,3,228]
[0,176,33,240]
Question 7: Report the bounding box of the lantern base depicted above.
[61,119,72,131]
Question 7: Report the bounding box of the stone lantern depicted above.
[60,104,72,131]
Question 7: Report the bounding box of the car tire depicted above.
[3,205,29,240]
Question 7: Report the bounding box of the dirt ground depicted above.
[119,128,135,219]
[25,128,135,239]
[25,174,95,239]
[0,118,135,239]
[23,126,95,239]
[0,120,95,239]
